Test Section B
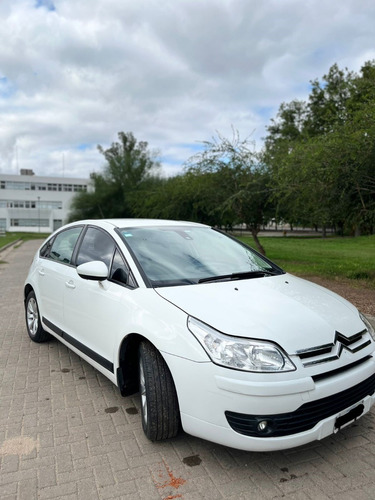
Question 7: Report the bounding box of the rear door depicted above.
[37,226,82,330]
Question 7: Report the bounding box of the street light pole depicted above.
[37,196,40,233]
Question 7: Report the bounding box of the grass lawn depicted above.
[0,232,48,250]
[1,231,374,288]
[238,234,375,288]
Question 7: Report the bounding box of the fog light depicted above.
[257,420,268,432]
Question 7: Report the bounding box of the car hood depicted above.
[155,274,365,353]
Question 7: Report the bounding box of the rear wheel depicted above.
[139,341,180,441]
[25,291,50,342]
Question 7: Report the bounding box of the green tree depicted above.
[133,130,274,253]
[263,61,375,235]
[133,168,235,228]
[186,130,274,254]
[306,64,354,136]
[69,132,161,221]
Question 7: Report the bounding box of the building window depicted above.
[10,218,49,227]
[1,200,61,209]
[53,219,63,231]
[1,178,88,193]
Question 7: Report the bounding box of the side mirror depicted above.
[77,261,108,281]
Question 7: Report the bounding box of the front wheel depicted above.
[139,341,180,441]
[25,291,50,343]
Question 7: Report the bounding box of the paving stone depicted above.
[2,239,375,500]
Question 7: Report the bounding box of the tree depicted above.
[69,132,161,221]
[263,61,375,235]
[132,168,236,228]
[186,130,274,254]
[306,64,354,136]
[131,174,195,221]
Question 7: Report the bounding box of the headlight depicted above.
[188,316,296,373]
[360,312,375,340]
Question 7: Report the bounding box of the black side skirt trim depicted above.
[43,317,114,373]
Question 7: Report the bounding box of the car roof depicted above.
[70,219,209,229]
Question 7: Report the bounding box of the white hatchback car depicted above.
[24,219,375,451]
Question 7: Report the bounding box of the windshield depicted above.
[119,226,283,287]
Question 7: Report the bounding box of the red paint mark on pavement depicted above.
[153,459,186,494]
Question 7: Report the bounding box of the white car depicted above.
[24,219,375,451]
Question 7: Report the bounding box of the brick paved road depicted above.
[1,240,375,500]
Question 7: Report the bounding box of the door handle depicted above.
[38,268,45,276]
[65,280,76,289]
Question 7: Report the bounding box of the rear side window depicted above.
[49,227,82,264]
[40,238,54,258]
[76,227,115,268]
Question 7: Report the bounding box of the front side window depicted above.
[76,227,115,269]
[49,227,82,264]
[109,249,136,287]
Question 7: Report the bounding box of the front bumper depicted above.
[162,352,375,451]
[225,372,375,437]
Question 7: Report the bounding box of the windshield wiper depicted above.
[198,270,278,284]
[151,278,197,287]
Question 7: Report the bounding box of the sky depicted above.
[1,0,375,179]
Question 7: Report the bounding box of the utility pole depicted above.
[38,196,40,233]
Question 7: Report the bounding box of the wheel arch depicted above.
[24,284,34,305]
[117,333,146,396]
[116,334,178,399]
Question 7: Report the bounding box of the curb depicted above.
[0,239,22,254]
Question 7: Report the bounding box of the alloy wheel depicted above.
[139,358,148,426]
[27,297,39,336]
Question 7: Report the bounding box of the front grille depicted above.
[225,373,375,438]
[296,329,370,367]
[312,356,372,382]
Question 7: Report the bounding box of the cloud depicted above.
[0,0,375,178]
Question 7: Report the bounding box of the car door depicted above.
[62,226,135,375]
[37,226,83,330]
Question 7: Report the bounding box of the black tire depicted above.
[139,341,180,441]
[25,291,50,343]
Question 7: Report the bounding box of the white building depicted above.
[0,170,92,233]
